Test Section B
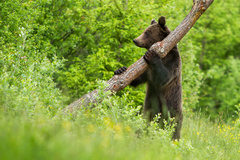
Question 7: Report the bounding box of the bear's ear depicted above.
[158,16,166,28]
[151,19,157,25]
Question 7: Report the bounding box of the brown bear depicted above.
[114,16,183,140]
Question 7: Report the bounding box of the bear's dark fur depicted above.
[114,16,182,140]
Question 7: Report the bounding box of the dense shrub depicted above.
[0,0,239,119]
[0,0,65,114]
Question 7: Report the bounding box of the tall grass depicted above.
[0,93,239,160]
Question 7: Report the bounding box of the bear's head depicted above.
[133,16,170,50]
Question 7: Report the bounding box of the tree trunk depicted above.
[65,0,214,113]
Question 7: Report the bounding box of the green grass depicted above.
[0,103,240,160]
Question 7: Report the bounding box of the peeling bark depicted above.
[65,0,214,112]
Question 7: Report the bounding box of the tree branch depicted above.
[65,0,214,113]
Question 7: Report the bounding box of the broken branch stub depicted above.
[66,0,214,112]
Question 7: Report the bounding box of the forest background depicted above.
[0,0,240,159]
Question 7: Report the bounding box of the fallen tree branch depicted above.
[65,0,214,112]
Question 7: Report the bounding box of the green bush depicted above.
[191,0,240,119]
[0,0,239,133]
[199,57,240,120]
[0,0,65,114]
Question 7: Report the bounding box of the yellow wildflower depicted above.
[62,121,71,130]
[87,124,96,133]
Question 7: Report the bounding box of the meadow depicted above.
[1,89,240,160]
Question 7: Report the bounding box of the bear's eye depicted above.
[145,30,152,37]
[145,31,149,36]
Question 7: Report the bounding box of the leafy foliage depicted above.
[0,0,65,114]
[1,0,239,119]
[191,0,240,119]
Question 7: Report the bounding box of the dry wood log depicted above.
[65,0,214,113]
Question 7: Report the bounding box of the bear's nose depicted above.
[133,39,137,44]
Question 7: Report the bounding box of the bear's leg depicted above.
[172,113,183,140]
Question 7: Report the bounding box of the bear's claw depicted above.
[143,50,159,64]
[114,66,127,75]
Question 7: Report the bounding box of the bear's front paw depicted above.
[114,66,127,75]
[143,50,160,64]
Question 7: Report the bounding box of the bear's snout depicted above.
[133,39,137,44]
[133,39,142,47]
